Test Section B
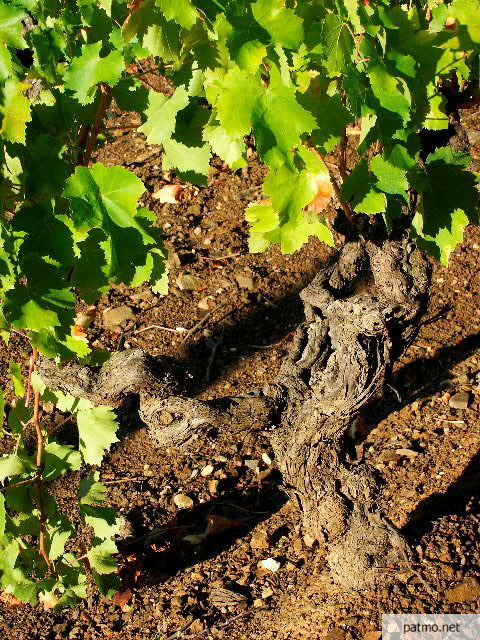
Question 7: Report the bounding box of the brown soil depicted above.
[0,100,479,639]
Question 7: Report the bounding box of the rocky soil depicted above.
[0,93,478,639]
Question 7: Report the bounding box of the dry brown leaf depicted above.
[204,514,243,537]
[39,592,57,610]
[306,173,334,214]
[72,324,87,338]
[152,184,186,203]
[113,588,133,610]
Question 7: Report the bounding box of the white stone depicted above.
[259,558,281,573]
[200,464,214,477]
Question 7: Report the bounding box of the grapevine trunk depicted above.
[267,233,431,588]
[38,229,431,590]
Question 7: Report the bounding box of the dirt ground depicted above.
[0,92,479,639]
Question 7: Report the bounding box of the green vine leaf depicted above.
[0,79,31,144]
[342,159,387,214]
[251,0,304,49]
[64,42,124,104]
[0,455,29,482]
[138,86,190,145]
[81,504,120,540]
[409,147,479,264]
[162,139,211,181]
[79,473,108,504]
[156,0,198,29]
[76,406,119,466]
[3,255,75,333]
[8,361,24,397]
[215,67,263,139]
[0,4,27,48]
[87,538,118,574]
[64,163,145,230]
[43,442,82,481]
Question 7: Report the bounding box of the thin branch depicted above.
[76,124,90,165]
[46,414,73,438]
[32,349,56,576]
[197,253,241,261]
[103,477,146,485]
[339,95,348,180]
[164,618,196,640]
[133,324,188,335]
[250,330,296,350]
[10,328,30,340]
[182,301,229,343]
[25,351,36,407]
[81,84,113,166]
[0,477,36,492]
[339,127,348,180]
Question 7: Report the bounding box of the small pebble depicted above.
[235,274,254,290]
[250,530,270,550]
[103,305,134,329]
[201,464,214,477]
[395,448,419,459]
[208,479,218,495]
[449,391,470,410]
[303,534,316,548]
[176,274,203,291]
[445,577,480,603]
[259,558,281,573]
[261,452,273,466]
[244,459,260,472]
[173,494,194,509]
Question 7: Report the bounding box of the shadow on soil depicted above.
[181,289,307,396]
[402,448,480,543]
[119,469,288,585]
[365,331,480,426]
[118,297,480,574]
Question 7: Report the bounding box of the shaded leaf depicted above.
[79,472,107,504]
[64,163,145,230]
[43,442,82,481]
[251,0,304,49]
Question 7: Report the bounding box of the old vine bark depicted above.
[39,231,430,590]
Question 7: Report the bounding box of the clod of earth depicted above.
[39,228,430,591]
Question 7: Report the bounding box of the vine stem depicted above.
[76,123,90,166]
[25,350,36,407]
[0,477,36,492]
[339,95,348,181]
[31,348,56,576]
[81,84,113,166]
